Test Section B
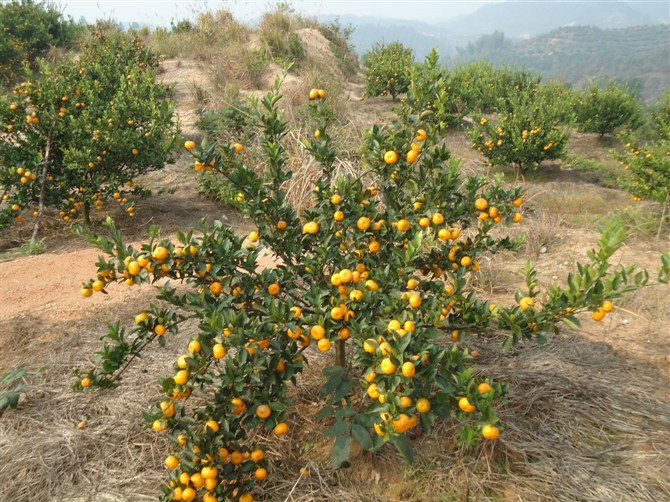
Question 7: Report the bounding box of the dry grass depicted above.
[2,307,668,502]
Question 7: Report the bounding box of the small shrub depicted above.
[363,41,414,99]
[470,91,569,170]
[574,79,642,137]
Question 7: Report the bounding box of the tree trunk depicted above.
[335,339,346,367]
[30,137,51,243]
[83,200,91,227]
[658,199,668,240]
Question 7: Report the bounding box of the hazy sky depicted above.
[56,0,495,26]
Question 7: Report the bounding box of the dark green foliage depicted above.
[363,41,414,99]
[0,0,84,85]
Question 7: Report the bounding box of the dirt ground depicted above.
[1,59,669,502]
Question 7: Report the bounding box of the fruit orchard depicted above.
[75,78,653,502]
[0,31,180,237]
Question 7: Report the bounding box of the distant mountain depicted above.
[454,24,670,101]
[317,14,456,59]
[318,1,669,59]
[439,0,669,41]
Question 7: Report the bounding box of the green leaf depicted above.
[331,435,352,467]
[561,315,581,330]
[325,420,350,437]
[351,423,373,450]
[316,406,334,421]
[390,434,414,464]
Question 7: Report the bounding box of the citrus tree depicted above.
[0,31,180,239]
[573,79,642,137]
[362,41,414,100]
[400,49,468,133]
[0,0,83,85]
[469,91,569,170]
[75,79,648,502]
[614,95,670,235]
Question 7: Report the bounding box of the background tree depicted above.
[573,79,642,137]
[362,41,414,100]
[469,91,569,170]
[0,31,180,240]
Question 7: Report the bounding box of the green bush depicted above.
[363,41,414,99]
[400,49,468,133]
[469,91,569,170]
[0,31,180,236]
[0,0,83,85]
[448,61,540,114]
[573,79,642,137]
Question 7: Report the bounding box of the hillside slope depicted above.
[455,24,670,100]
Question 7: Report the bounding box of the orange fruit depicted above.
[602,301,614,313]
[380,358,396,374]
[174,370,188,385]
[154,324,167,336]
[268,283,280,295]
[592,308,606,321]
[478,382,493,394]
[254,467,268,480]
[188,340,201,353]
[233,143,244,153]
[213,343,226,359]
[431,212,444,225]
[165,455,179,469]
[400,396,412,408]
[81,377,92,387]
[357,216,371,231]
[273,422,288,436]
[338,327,350,340]
[416,398,430,413]
[303,221,319,234]
[181,487,196,502]
[248,231,259,242]
[81,288,93,298]
[317,338,332,352]
[384,150,398,164]
[513,213,523,223]
[401,361,415,377]
[513,197,523,208]
[408,294,421,308]
[251,449,265,462]
[256,404,271,419]
[184,141,196,150]
[91,280,104,292]
[331,194,341,204]
[482,424,500,440]
[416,129,427,141]
[474,198,488,211]
[205,419,219,432]
[458,397,475,413]
[334,210,344,221]
[152,246,169,261]
[406,149,419,163]
[277,220,287,230]
[309,88,319,99]
[460,256,472,267]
